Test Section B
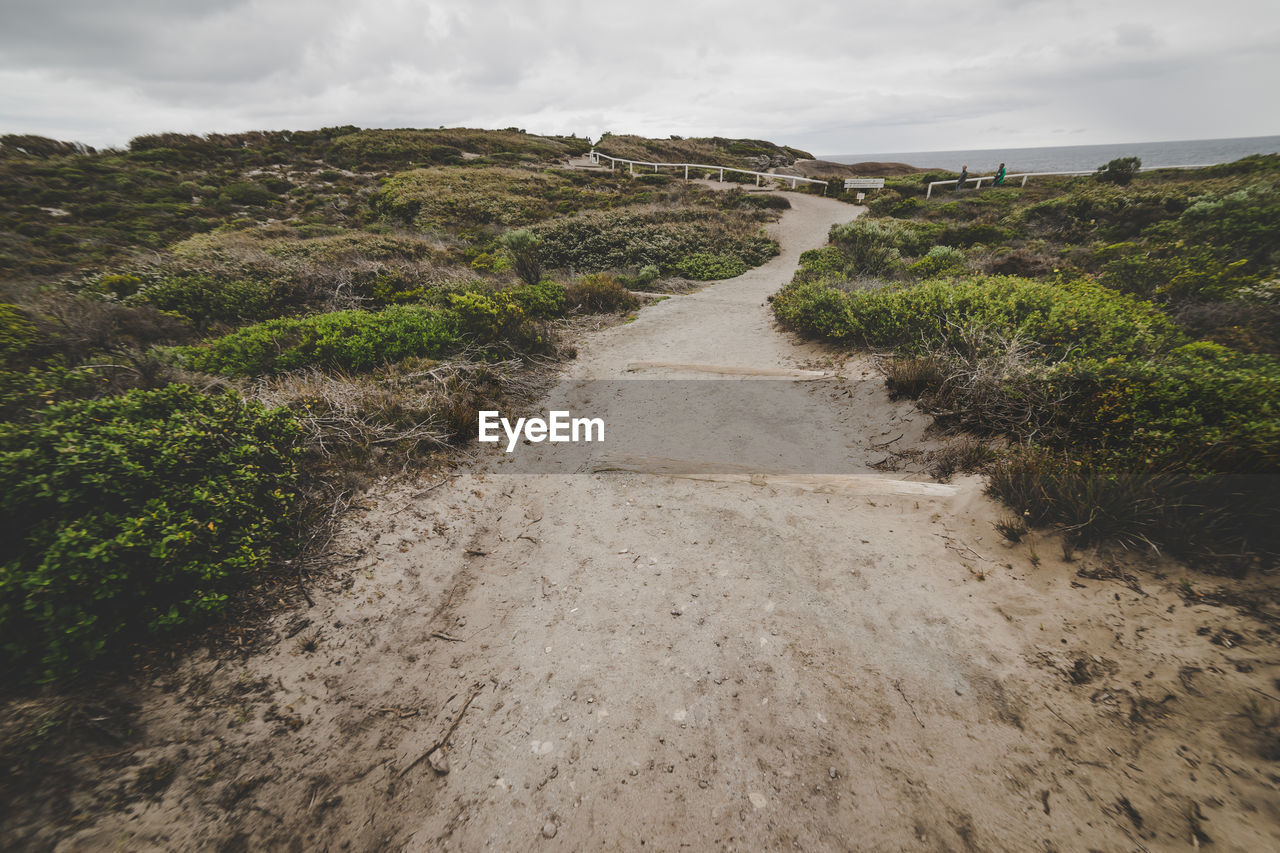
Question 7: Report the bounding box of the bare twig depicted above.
[1044,702,1082,734]
[400,683,485,777]
[892,680,925,728]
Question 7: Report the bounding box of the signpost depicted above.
[843,178,885,190]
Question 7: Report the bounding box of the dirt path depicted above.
[38,194,1280,852]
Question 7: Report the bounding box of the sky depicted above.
[1,0,1277,157]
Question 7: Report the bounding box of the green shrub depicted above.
[220,181,277,205]
[731,193,791,211]
[773,275,1181,361]
[90,274,143,298]
[448,291,527,341]
[534,209,778,274]
[175,305,461,376]
[130,275,284,328]
[1098,243,1262,302]
[1017,186,1189,241]
[826,218,941,276]
[564,274,639,313]
[1095,156,1142,185]
[1055,342,1280,472]
[0,385,300,681]
[796,246,850,279]
[938,222,1011,247]
[0,304,37,360]
[498,229,543,287]
[770,280,857,340]
[372,167,562,227]
[508,278,566,318]
[906,245,966,277]
[675,252,748,280]
[1176,184,1280,265]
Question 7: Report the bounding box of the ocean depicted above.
[822,135,1280,174]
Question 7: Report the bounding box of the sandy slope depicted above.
[30,193,1280,852]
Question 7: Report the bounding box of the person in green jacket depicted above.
[993,162,1007,186]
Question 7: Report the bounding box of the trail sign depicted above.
[844,178,885,189]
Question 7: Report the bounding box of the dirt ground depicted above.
[6,191,1280,852]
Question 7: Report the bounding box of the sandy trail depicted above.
[38,193,1280,852]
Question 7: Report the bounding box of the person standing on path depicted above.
[956,165,968,192]
[993,163,1007,186]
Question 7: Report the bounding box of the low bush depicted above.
[447,291,528,341]
[730,193,791,211]
[564,274,639,313]
[0,303,37,360]
[906,245,966,278]
[498,229,543,287]
[534,209,778,275]
[635,264,661,287]
[884,355,945,399]
[507,278,566,318]
[938,222,1011,247]
[1095,156,1142,185]
[0,385,300,681]
[676,252,748,280]
[773,275,1181,361]
[220,181,278,205]
[1052,342,1280,473]
[174,305,462,376]
[129,274,285,328]
[172,280,565,377]
[1176,184,1280,266]
[825,218,944,276]
[988,448,1279,562]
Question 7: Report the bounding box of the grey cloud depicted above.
[0,0,1275,152]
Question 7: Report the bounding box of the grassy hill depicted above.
[592,133,813,168]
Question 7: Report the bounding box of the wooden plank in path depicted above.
[625,361,829,379]
[592,455,958,498]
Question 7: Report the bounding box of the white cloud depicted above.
[0,0,1276,154]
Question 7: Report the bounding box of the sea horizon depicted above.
[821,134,1280,174]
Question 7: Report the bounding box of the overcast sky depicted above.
[1,0,1277,156]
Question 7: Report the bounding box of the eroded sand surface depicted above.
[23,192,1280,852]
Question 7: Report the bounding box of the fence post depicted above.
[718,168,724,182]
[684,165,689,180]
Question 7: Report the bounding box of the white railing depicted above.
[589,150,828,190]
[925,164,1216,198]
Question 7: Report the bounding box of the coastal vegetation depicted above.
[0,127,793,682]
[773,155,1280,567]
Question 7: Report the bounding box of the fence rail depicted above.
[589,150,828,190]
[925,164,1216,198]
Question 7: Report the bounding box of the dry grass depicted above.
[926,435,993,481]
[244,355,543,463]
[884,355,943,400]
